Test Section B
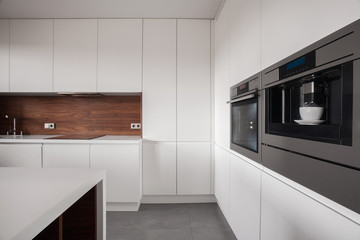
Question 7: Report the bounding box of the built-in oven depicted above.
[261,19,360,214]
[228,73,261,163]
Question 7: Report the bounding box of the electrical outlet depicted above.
[131,123,141,129]
[44,123,55,129]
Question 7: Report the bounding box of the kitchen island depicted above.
[0,167,106,240]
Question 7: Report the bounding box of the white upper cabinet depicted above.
[177,142,211,195]
[0,19,9,92]
[261,0,360,69]
[98,19,142,92]
[10,19,53,92]
[177,19,211,141]
[142,19,177,141]
[54,19,97,92]
[229,0,260,85]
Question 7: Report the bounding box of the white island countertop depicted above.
[0,167,106,240]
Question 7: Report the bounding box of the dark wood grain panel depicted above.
[0,95,141,136]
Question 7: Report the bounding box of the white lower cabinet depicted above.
[0,144,42,167]
[177,142,211,195]
[43,144,90,168]
[229,153,261,240]
[261,172,360,240]
[90,143,141,203]
[214,145,230,219]
[142,141,176,195]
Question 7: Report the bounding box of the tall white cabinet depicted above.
[142,19,177,141]
[177,19,211,142]
[10,19,53,92]
[142,19,211,196]
[97,19,142,92]
[0,19,9,92]
[54,19,97,92]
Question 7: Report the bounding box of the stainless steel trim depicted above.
[281,88,285,123]
[226,93,256,104]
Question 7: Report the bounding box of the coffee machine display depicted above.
[265,62,353,146]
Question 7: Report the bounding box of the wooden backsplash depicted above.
[0,95,141,136]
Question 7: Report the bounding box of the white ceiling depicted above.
[0,0,224,19]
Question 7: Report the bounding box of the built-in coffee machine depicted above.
[261,19,360,214]
[265,58,352,145]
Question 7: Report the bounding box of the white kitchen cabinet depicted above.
[90,143,141,203]
[214,145,230,219]
[261,172,360,240]
[229,0,260,85]
[261,0,360,69]
[177,19,211,142]
[142,141,176,195]
[177,142,211,195]
[54,19,97,92]
[10,19,53,92]
[98,19,142,92]
[214,4,231,149]
[142,19,177,141]
[0,144,42,167]
[43,144,90,168]
[0,19,9,92]
[229,153,261,240]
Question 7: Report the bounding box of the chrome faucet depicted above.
[5,115,17,135]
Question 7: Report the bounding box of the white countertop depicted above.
[0,167,106,240]
[0,135,142,144]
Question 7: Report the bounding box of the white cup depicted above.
[299,107,324,121]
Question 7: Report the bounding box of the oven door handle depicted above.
[226,93,256,104]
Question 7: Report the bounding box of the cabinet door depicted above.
[0,19,9,92]
[261,172,360,240]
[261,0,360,69]
[177,142,211,195]
[177,20,211,141]
[143,19,177,141]
[54,19,97,92]
[214,145,230,219]
[0,144,42,167]
[43,144,90,168]
[229,153,261,240]
[142,141,176,195]
[98,19,142,92]
[10,19,53,92]
[90,144,140,202]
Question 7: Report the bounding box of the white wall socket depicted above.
[131,123,141,129]
[44,123,55,129]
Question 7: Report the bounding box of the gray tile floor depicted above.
[107,203,237,240]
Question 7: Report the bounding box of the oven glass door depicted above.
[231,97,258,153]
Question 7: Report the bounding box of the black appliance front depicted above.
[229,73,261,163]
[261,19,360,214]
[231,97,258,153]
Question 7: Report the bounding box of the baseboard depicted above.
[107,202,140,211]
[141,195,217,204]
